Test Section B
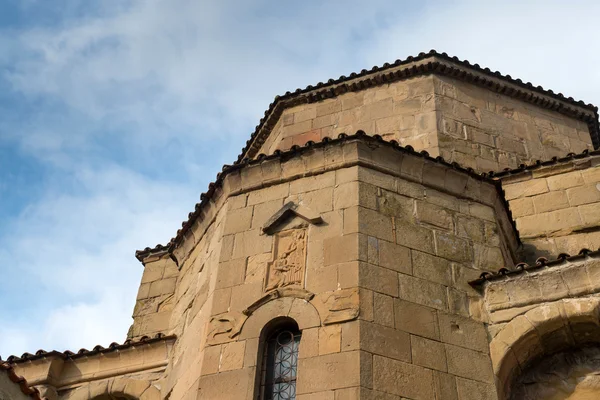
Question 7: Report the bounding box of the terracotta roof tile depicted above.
[469,247,600,286]
[0,362,44,400]
[135,131,520,261]
[237,50,599,162]
[1,333,175,364]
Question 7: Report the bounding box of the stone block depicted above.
[359,262,399,297]
[377,189,414,220]
[438,313,489,353]
[296,351,360,394]
[219,341,245,372]
[416,201,454,230]
[412,250,452,286]
[357,207,394,242]
[411,335,447,372]
[251,199,284,229]
[433,371,458,400]
[372,355,434,399]
[503,179,548,200]
[378,240,412,274]
[579,202,600,226]
[373,292,395,328]
[398,273,448,311]
[298,327,319,359]
[215,258,246,289]
[232,229,272,258]
[508,197,534,218]
[394,299,440,340]
[357,167,395,192]
[148,277,177,298]
[445,344,494,384]
[435,232,473,264]
[316,99,342,117]
[333,181,359,210]
[547,172,584,190]
[319,324,342,355]
[567,183,600,206]
[223,207,253,235]
[582,166,600,184]
[455,378,498,400]
[395,223,435,254]
[468,202,495,222]
[247,184,289,206]
[341,320,360,352]
[517,208,582,238]
[324,233,367,265]
[533,191,569,213]
[197,367,254,400]
[360,320,411,362]
[456,215,485,243]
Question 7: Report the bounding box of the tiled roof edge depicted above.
[2,333,175,364]
[469,247,600,287]
[0,362,44,400]
[490,148,600,179]
[135,131,521,261]
[237,50,599,162]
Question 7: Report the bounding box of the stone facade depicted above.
[4,52,600,400]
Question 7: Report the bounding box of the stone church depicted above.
[2,50,600,400]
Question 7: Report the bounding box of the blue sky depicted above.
[1,0,600,357]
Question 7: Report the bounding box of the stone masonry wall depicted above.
[350,166,508,399]
[434,75,592,171]
[148,138,520,400]
[503,155,600,260]
[254,75,593,173]
[130,255,179,339]
[260,75,439,157]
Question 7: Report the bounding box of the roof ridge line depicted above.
[2,333,176,364]
[469,247,600,286]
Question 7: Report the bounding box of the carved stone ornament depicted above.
[243,287,315,316]
[264,228,307,292]
[206,311,247,345]
[313,288,360,325]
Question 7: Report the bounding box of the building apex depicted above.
[237,50,600,162]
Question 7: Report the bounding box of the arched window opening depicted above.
[259,319,301,400]
[511,346,600,400]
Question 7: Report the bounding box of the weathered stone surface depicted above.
[372,355,434,399]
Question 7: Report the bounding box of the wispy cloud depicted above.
[1,0,599,356]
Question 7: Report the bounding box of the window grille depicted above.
[259,325,301,400]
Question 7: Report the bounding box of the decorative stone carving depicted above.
[312,288,360,325]
[243,287,315,316]
[206,312,247,345]
[262,202,323,235]
[264,229,307,292]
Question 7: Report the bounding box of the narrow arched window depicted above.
[259,320,301,400]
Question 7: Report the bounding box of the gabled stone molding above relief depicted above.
[262,201,323,235]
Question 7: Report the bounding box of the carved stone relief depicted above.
[206,312,247,345]
[264,229,307,292]
[312,288,360,325]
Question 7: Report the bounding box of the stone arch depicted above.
[238,296,321,340]
[491,297,600,399]
[63,378,161,400]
